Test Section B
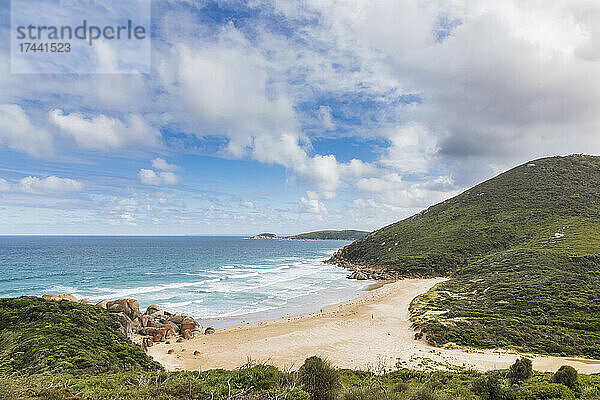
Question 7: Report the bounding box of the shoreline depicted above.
[196,279,371,329]
[147,278,600,374]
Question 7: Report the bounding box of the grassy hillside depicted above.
[0,296,161,375]
[338,155,600,275]
[334,155,600,357]
[289,230,369,240]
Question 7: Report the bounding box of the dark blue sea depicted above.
[0,236,367,327]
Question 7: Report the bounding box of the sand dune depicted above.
[148,278,600,373]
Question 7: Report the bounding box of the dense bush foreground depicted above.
[1,357,600,400]
[0,297,161,375]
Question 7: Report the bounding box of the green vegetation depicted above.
[553,366,579,391]
[2,358,600,400]
[0,296,161,375]
[339,155,600,276]
[410,249,600,357]
[288,230,369,241]
[336,155,600,357]
[508,358,533,385]
[0,364,310,400]
[298,356,341,400]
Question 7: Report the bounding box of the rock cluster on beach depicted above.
[326,247,400,280]
[41,293,211,350]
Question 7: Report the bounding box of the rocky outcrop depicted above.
[96,299,110,309]
[95,302,203,348]
[347,271,368,280]
[326,248,402,280]
[41,293,204,351]
[106,298,141,321]
[42,293,78,302]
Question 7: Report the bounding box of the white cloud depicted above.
[257,0,600,189]
[119,213,137,225]
[138,169,180,186]
[0,104,54,157]
[318,105,335,130]
[380,123,439,174]
[166,27,303,164]
[7,1,600,233]
[241,200,255,208]
[299,191,327,214]
[152,158,178,171]
[50,110,160,151]
[160,25,379,200]
[356,173,458,209]
[0,178,11,192]
[0,176,83,195]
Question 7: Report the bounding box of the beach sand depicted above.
[147,278,600,373]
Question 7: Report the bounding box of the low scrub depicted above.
[0,296,161,375]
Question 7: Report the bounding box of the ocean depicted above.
[0,236,367,328]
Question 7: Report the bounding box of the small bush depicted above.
[391,382,410,393]
[472,374,504,400]
[508,358,532,385]
[232,364,281,390]
[409,387,440,400]
[341,387,384,400]
[341,386,405,400]
[552,365,578,390]
[515,382,575,399]
[36,388,79,400]
[297,356,341,400]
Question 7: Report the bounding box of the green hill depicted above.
[0,297,161,375]
[332,155,600,357]
[288,230,369,240]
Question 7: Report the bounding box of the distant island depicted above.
[250,232,280,239]
[249,230,369,241]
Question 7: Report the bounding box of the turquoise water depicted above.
[0,236,367,327]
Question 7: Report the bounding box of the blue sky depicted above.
[1,0,600,234]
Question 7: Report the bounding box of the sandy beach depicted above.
[148,278,600,374]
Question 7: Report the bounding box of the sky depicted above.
[1,0,600,235]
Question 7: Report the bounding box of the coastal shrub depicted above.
[232,363,282,391]
[408,387,441,400]
[297,356,341,400]
[341,387,381,400]
[552,366,578,390]
[391,382,410,393]
[5,366,600,400]
[514,382,575,399]
[0,296,161,375]
[508,358,532,385]
[472,374,504,400]
[341,386,403,400]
